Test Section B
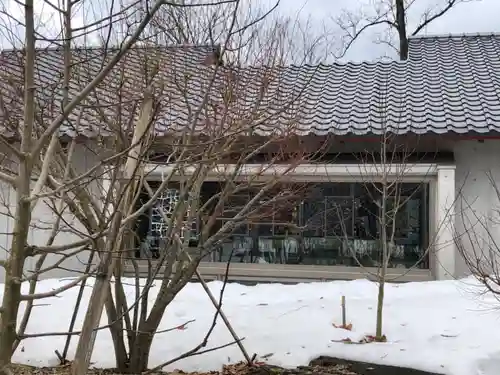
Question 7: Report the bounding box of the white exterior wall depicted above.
[454,139,500,278]
[432,165,456,280]
[0,141,102,281]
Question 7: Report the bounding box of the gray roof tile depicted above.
[0,45,222,138]
[1,34,500,137]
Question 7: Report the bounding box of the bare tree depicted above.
[69,9,332,375]
[334,0,477,60]
[0,1,332,375]
[144,0,334,65]
[0,0,240,373]
[321,130,457,341]
[350,136,430,340]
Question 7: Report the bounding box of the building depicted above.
[0,33,499,283]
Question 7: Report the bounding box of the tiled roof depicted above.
[0,45,222,138]
[1,34,500,138]
[408,32,500,61]
[257,35,500,136]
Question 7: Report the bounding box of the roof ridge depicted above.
[409,32,500,40]
[261,59,406,74]
[0,43,220,53]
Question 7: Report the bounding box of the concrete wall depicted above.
[0,141,102,281]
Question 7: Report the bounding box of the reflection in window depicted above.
[214,182,429,269]
[134,181,430,269]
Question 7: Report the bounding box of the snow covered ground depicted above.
[6,276,500,375]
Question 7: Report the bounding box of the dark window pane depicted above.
[302,185,325,236]
[353,182,375,198]
[325,197,354,237]
[223,194,251,216]
[219,219,249,235]
[274,204,298,235]
[302,198,325,236]
[323,183,351,197]
[257,223,273,236]
[354,197,379,239]
[222,194,252,235]
[396,183,423,197]
[386,196,421,240]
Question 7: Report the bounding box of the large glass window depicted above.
[213,182,429,269]
[134,181,429,269]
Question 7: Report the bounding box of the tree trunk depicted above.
[0,276,22,373]
[0,161,33,371]
[375,277,385,339]
[395,0,409,60]
[0,199,30,371]
[71,212,123,375]
[0,0,35,372]
[127,332,154,373]
[104,286,129,371]
[375,177,388,340]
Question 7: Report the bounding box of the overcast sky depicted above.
[1,0,499,62]
[273,0,500,61]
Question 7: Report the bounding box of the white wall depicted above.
[0,141,103,282]
[454,139,500,278]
